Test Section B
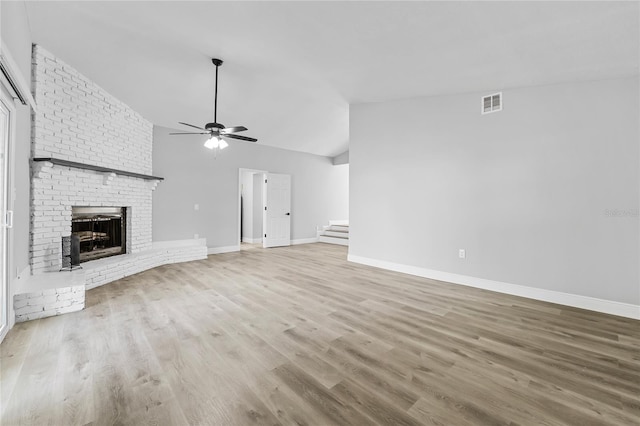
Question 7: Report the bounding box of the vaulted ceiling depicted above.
[24,1,639,157]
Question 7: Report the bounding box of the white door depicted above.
[263,173,291,248]
[0,91,12,339]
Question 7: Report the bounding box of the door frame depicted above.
[237,168,267,247]
[0,84,16,342]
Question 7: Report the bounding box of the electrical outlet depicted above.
[458,249,466,259]
[194,233,199,239]
[194,204,199,211]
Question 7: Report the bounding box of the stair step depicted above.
[318,235,349,246]
[329,220,349,226]
[323,230,349,238]
[328,225,349,232]
[329,224,349,228]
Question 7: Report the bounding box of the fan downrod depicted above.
[170,56,258,144]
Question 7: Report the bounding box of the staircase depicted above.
[318,221,349,246]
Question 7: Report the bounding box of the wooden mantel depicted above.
[31,157,164,181]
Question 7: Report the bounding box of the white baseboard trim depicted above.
[153,238,207,249]
[208,245,240,255]
[291,237,319,245]
[347,254,640,320]
[242,237,262,244]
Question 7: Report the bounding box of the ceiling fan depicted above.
[170,58,257,150]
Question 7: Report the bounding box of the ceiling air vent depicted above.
[481,92,502,115]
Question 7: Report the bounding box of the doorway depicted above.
[238,169,267,248]
[238,169,292,249]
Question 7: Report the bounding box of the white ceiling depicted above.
[24,1,639,157]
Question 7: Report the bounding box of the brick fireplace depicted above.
[15,44,207,323]
[30,45,156,274]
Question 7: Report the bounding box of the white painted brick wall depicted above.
[31,45,152,174]
[30,45,155,274]
[14,285,85,323]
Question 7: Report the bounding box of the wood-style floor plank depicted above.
[1,243,638,425]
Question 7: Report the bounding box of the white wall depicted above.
[241,171,254,241]
[152,126,349,249]
[328,164,349,222]
[350,77,639,308]
[1,1,34,335]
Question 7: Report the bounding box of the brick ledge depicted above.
[14,239,207,322]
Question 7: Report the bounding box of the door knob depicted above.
[285,212,290,216]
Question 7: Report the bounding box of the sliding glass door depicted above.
[0,89,12,339]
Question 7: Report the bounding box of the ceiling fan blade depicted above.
[221,126,248,134]
[178,122,206,131]
[223,134,258,143]
[169,132,209,135]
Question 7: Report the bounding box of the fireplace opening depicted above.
[71,207,126,262]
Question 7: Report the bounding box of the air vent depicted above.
[481,92,502,114]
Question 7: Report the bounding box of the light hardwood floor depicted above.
[1,243,638,425]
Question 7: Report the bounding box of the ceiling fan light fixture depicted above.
[172,58,258,149]
[204,136,228,150]
[204,136,218,150]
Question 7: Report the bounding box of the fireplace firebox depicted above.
[71,207,126,262]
